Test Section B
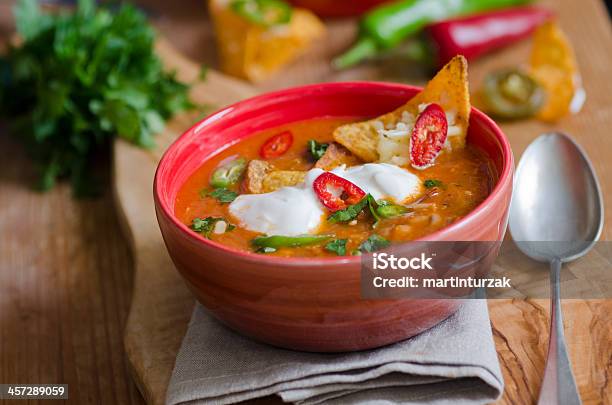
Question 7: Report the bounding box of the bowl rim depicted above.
[154,81,514,266]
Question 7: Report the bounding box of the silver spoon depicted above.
[509,132,603,405]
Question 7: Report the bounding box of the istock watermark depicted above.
[372,252,434,270]
[360,241,612,299]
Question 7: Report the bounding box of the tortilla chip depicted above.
[262,171,306,193]
[244,159,271,194]
[333,55,470,162]
[315,142,362,170]
[209,0,325,82]
[530,21,580,122]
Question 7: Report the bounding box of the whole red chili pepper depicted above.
[426,7,553,67]
[313,172,366,212]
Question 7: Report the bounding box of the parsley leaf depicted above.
[307,140,329,160]
[358,234,390,253]
[190,217,234,238]
[206,187,239,203]
[327,196,369,223]
[424,179,443,188]
[325,239,347,256]
[0,0,194,196]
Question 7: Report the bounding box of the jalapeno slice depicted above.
[210,157,247,188]
[482,69,545,120]
[230,0,292,27]
[252,234,333,250]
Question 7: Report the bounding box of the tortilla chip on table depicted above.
[530,21,582,122]
[209,0,325,82]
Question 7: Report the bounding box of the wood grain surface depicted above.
[0,1,610,405]
[116,0,612,404]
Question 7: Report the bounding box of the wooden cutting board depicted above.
[114,0,612,403]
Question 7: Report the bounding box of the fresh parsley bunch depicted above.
[0,0,193,195]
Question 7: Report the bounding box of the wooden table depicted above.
[1,1,611,405]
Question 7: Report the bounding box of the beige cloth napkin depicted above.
[166,299,503,405]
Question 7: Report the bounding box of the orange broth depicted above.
[175,117,496,257]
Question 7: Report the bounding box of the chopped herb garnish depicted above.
[358,234,390,253]
[190,217,234,238]
[325,239,348,256]
[328,195,369,223]
[206,187,239,203]
[307,139,329,160]
[424,179,443,188]
[366,195,383,224]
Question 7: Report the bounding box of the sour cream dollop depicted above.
[334,163,421,203]
[229,163,422,236]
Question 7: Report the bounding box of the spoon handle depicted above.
[537,258,582,405]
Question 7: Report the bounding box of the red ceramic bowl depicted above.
[154,82,514,352]
[289,0,393,17]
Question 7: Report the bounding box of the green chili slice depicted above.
[230,0,292,27]
[210,157,247,188]
[376,204,408,218]
[252,234,333,250]
[368,197,408,222]
[482,69,545,120]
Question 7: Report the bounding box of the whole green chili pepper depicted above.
[252,234,333,250]
[210,157,247,188]
[334,0,532,69]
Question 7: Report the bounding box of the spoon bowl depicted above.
[510,133,604,261]
[509,132,604,405]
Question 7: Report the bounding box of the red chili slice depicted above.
[260,131,293,159]
[313,172,366,212]
[410,103,448,169]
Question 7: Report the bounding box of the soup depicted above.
[175,117,496,257]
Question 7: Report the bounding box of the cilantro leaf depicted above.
[358,234,390,253]
[424,179,443,188]
[325,239,347,256]
[0,0,194,196]
[366,195,383,224]
[206,188,239,203]
[327,195,369,223]
[307,139,329,160]
[190,217,234,238]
